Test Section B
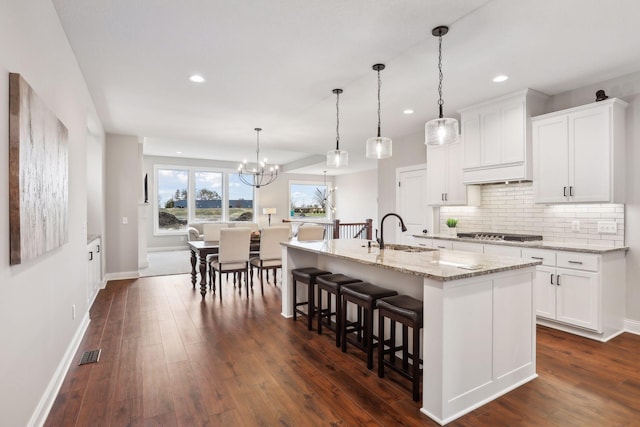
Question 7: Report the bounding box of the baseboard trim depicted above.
[104,271,140,281]
[625,318,640,335]
[28,312,90,427]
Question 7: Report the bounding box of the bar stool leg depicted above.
[390,319,397,368]
[307,280,315,331]
[365,304,374,370]
[317,287,324,335]
[402,324,409,371]
[412,322,421,402]
[292,278,298,321]
[378,311,385,378]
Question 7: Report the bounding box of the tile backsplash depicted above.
[439,182,625,247]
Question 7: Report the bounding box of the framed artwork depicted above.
[9,73,69,265]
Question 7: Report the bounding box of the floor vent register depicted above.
[79,349,101,365]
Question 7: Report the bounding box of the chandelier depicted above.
[238,128,279,188]
[316,171,336,214]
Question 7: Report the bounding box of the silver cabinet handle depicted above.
[96,244,100,253]
[563,187,567,197]
[418,244,428,247]
[557,275,561,286]
[569,186,574,196]
[568,260,583,264]
[89,251,94,261]
[441,193,444,201]
[437,245,446,249]
[531,256,543,260]
[550,273,554,285]
[445,193,448,201]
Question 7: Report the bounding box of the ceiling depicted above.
[53,0,640,175]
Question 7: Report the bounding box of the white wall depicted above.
[545,70,640,322]
[335,169,378,224]
[0,0,104,425]
[105,134,141,277]
[377,130,427,229]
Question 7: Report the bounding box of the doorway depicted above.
[396,164,432,244]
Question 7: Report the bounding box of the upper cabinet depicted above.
[426,140,480,206]
[459,89,548,184]
[532,98,627,204]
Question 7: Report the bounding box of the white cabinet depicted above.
[404,236,433,248]
[483,244,521,258]
[522,248,626,340]
[532,98,627,203]
[451,241,483,253]
[87,237,102,305]
[426,141,480,206]
[459,89,548,184]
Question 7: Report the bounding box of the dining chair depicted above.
[203,223,228,241]
[297,225,325,241]
[209,227,251,298]
[249,226,290,294]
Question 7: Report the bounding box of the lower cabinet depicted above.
[87,237,102,305]
[522,248,626,339]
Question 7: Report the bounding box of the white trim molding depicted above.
[625,318,640,335]
[28,313,90,427]
[105,271,140,282]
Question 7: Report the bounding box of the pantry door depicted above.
[396,164,432,244]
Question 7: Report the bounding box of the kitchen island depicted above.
[281,239,542,425]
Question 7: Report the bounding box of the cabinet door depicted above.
[534,265,557,320]
[570,107,610,202]
[484,244,521,258]
[426,145,446,206]
[445,141,466,205]
[462,113,481,169]
[433,240,453,250]
[533,115,570,203]
[555,268,600,331]
[481,106,501,165]
[501,100,526,164]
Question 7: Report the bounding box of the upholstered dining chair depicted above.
[203,223,228,241]
[209,227,251,298]
[249,226,290,294]
[297,225,325,241]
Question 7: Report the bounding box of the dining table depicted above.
[188,237,260,297]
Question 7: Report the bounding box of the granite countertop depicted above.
[283,239,540,282]
[412,234,628,254]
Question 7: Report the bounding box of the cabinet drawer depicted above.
[452,241,484,253]
[483,244,521,258]
[522,248,556,266]
[433,240,453,250]
[556,252,599,272]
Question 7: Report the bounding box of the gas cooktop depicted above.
[455,232,543,242]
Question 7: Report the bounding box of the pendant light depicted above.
[425,25,459,146]
[327,88,348,168]
[237,128,279,188]
[319,171,336,213]
[366,64,392,159]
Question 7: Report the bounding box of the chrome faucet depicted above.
[376,213,408,249]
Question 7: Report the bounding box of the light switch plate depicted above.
[597,221,617,234]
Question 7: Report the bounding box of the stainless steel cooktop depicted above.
[455,232,543,242]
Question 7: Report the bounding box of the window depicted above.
[228,173,254,222]
[154,166,255,234]
[194,171,222,222]
[289,181,330,220]
[157,168,189,231]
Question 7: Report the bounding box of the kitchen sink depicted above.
[381,244,435,253]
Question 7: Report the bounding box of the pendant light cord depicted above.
[377,68,382,137]
[255,128,261,166]
[437,34,444,118]
[335,91,340,150]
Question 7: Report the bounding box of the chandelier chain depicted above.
[438,34,444,107]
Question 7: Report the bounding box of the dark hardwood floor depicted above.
[46,274,640,426]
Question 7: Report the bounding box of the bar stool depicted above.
[316,274,362,347]
[377,295,423,402]
[292,267,332,330]
[341,282,398,369]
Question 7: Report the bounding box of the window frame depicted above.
[153,164,256,236]
[288,179,332,222]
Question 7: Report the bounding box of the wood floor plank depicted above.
[46,274,640,426]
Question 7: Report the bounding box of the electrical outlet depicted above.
[571,220,580,232]
[122,217,128,225]
[72,304,76,320]
[597,221,617,234]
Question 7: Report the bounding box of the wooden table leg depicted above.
[199,251,208,297]
[190,248,197,288]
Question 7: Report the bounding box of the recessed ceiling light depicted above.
[189,74,205,83]
[492,75,509,83]
[403,109,414,115]
[176,151,182,154]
